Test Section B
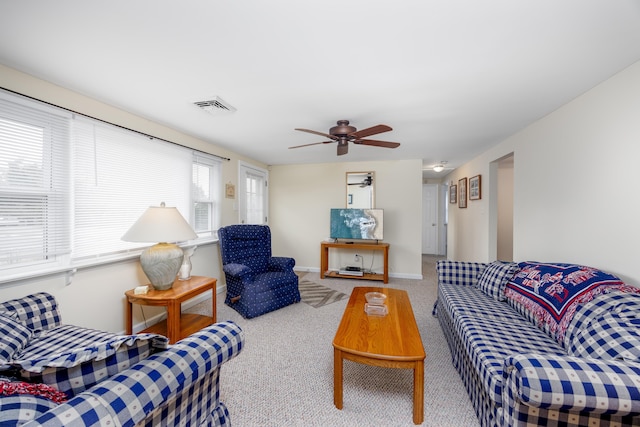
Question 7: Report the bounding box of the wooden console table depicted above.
[320,241,389,283]
[125,276,216,344]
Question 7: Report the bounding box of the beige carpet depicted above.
[186,255,479,426]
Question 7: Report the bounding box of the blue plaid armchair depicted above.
[218,224,300,318]
[0,292,244,426]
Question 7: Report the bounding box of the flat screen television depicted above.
[330,208,383,241]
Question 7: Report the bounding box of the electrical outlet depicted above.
[354,254,360,262]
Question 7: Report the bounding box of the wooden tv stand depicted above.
[320,241,389,283]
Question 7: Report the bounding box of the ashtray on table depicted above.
[365,302,388,316]
[365,292,387,305]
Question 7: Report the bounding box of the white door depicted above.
[422,184,438,254]
[238,162,268,224]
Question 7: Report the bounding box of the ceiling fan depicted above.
[289,120,400,156]
[347,174,372,187]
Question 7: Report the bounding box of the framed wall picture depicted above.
[225,183,236,199]
[449,184,457,204]
[458,177,467,208]
[469,175,481,200]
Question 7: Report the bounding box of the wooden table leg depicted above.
[334,348,343,409]
[125,301,133,335]
[321,245,328,279]
[211,287,217,323]
[413,360,424,424]
[166,300,181,344]
[383,245,389,283]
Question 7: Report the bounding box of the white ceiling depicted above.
[1,1,640,178]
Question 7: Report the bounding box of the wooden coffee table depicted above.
[332,286,426,424]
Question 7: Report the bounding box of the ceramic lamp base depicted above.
[140,242,184,290]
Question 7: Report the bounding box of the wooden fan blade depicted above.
[288,141,335,149]
[349,124,392,139]
[294,128,336,140]
[337,141,349,156]
[353,139,401,149]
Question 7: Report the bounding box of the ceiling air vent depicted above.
[193,96,236,115]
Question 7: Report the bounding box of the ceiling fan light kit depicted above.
[290,119,400,156]
[432,161,448,172]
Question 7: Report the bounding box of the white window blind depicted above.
[72,117,193,261]
[0,94,71,274]
[1,89,223,281]
[192,152,221,237]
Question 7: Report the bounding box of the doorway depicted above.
[493,154,514,261]
[422,184,438,254]
[238,161,269,225]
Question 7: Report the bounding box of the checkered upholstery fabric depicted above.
[438,281,565,407]
[29,321,244,427]
[502,364,640,427]
[219,224,301,318]
[433,260,486,316]
[437,261,640,427]
[437,260,487,287]
[504,354,640,415]
[475,261,519,301]
[570,311,640,362]
[16,324,168,398]
[0,293,61,332]
[563,291,640,349]
[0,393,59,426]
[0,313,33,366]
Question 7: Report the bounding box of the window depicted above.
[0,90,221,281]
[0,94,71,276]
[192,153,221,237]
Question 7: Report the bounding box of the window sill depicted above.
[0,238,219,286]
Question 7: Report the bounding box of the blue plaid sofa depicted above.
[434,260,640,427]
[0,292,244,426]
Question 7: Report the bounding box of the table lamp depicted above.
[122,202,197,290]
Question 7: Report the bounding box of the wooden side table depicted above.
[125,276,216,344]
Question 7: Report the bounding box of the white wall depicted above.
[269,160,423,278]
[0,64,267,332]
[447,60,640,286]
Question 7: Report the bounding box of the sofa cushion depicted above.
[0,293,61,333]
[437,260,486,287]
[13,324,168,398]
[569,311,640,362]
[504,262,636,344]
[0,313,33,366]
[564,291,640,349]
[475,260,519,301]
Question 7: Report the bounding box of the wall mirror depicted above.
[346,172,375,208]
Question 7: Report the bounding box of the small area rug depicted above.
[298,278,348,308]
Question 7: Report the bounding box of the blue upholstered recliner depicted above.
[218,224,301,318]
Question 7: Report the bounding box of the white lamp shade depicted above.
[122,204,197,243]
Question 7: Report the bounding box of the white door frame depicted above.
[238,161,269,224]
